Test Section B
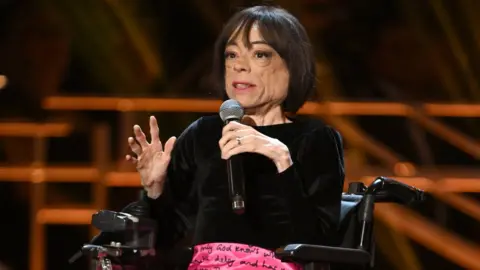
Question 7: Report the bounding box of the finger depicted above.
[125,154,138,164]
[222,144,249,160]
[218,132,231,149]
[221,138,239,158]
[163,136,177,157]
[134,125,149,149]
[224,145,261,160]
[218,129,253,149]
[221,134,257,159]
[128,137,142,156]
[149,116,161,145]
[222,121,247,136]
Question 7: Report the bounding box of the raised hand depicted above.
[126,116,176,198]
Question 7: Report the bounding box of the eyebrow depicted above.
[226,40,269,46]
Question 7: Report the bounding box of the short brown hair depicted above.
[212,5,316,113]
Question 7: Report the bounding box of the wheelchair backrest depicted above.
[336,194,364,248]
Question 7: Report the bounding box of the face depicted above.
[224,24,290,111]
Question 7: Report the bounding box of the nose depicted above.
[233,58,250,73]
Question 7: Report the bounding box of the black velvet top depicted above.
[142,115,345,252]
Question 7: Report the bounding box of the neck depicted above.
[244,105,291,126]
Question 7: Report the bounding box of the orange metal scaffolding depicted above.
[1,97,479,269]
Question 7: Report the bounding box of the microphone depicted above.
[219,99,246,214]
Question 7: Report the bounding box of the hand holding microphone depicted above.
[219,100,247,214]
[218,99,294,214]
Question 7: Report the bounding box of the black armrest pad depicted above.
[275,244,371,265]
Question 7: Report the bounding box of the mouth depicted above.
[232,81,256,91]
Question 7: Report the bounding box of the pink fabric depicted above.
[188,242,303,270]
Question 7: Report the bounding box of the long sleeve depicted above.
[142,118,201,250]
[271,125,345,245]
[140,115,345,252]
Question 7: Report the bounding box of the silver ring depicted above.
[236,137,242,145]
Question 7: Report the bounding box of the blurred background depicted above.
[0,0,479,269]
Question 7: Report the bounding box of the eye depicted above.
[224,51,237,59]
[254,51,272,59]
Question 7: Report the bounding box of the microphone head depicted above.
[219,99,244,123]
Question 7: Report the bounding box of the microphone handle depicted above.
[227,156,245,214]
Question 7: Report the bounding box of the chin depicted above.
[231,96,258,109]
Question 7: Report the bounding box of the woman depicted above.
[126,5,345,270]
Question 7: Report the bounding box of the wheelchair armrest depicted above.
[275,244,371,265]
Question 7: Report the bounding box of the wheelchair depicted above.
[71,176,425,270]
